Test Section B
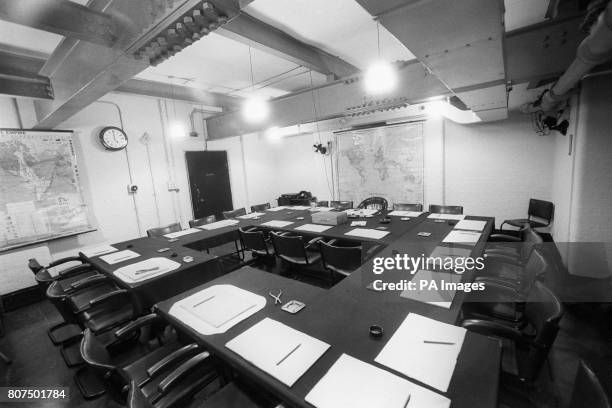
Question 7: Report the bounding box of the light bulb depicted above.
[169,121,185,138]
[364,61,398,95]
[242,97,269,123]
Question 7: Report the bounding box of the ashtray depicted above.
[281,300,305,314]
[369,325,384,338]
[379,217,391,224]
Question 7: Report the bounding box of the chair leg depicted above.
[0,350,11,364]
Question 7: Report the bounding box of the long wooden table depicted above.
[81,206,500,407]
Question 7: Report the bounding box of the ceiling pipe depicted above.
[528,0,612,112]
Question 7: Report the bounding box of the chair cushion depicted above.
[82,303,134,333]
[505,219,547,228]
[279,251,321,266]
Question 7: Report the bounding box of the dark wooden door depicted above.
[185,151,233,220]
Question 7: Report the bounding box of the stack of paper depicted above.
[198,219,240,230]
[345,228,389,240]
[310,206,335,212]
[164,228,201,239]
[305,354,450,408]
[169,285,266,335]
[266,206,288,211]
[428,213,466,221]
[442,230,481,244]
[81,244,117,257]
[294,224,333,233]
[260,220,294,228]
[453,219,486,231]
[238,212,265,219]
[346,208,379,217]
[226,318,330,387]
[100,250,140,265]
[113,257,181,283]
[388,210,423,217]
[288,205,311,210]
[375,313,466,392]
[400,269,460,309]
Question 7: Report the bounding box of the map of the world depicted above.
[336,123,424,206]
[0,129,92,251]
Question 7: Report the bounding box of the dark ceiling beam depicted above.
[0,77,53,100]
[0,0,120,48]
[217,12,359,78]
[115,78,243,110]
[0,50,45,78]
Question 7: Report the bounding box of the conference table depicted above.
[81,205,500,407]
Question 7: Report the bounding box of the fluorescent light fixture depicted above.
[242,96,269,123]
[265,125,300,142]
[423,100,481,124]
[364,61,398,95]
[169,121,186,138]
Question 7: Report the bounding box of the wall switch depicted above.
[167,182,180,192]
[127,184,138,194]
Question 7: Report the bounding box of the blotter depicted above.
[238,212,265,219]
[226,318,330,387]
[453,219,486,231]
[266,206,288,211]
[375,313,466,392]
[261,220,294,228]
[113,257,180,283]
[442,230,481,244]
[388,210,423,217]
[305,353,450,408]
[345,228,389,240]
[400,269,461,309]
[100,249,140,265]
[81,244,117,257]
[164,228,201,239]
[198,219,240,230]
[169,285,266,335]
[428,213,466,220]
[294,224,333,233]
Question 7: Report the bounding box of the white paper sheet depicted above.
[80,244,117,257]
[375,313,466,392]
[99,249,140,265]
[427,246,472,274]
[294,224,333,233]
[226,318,330,387]
[310,206,335,212]
[442,230,481,244]
[113,257,181,283]
[344,228,389,240]
[266,206,288,211]
[388,210,423,217]
[346,208,379,217]
[453,219,487,231]
[400,270,461,309]
[288,205,311,210]
[350,221,367,227]
[260,220,294,228]
[238,212,266,219]
[198,219,240,230]
[170,285,266,335]
[305,354,450,408]
[164,228,201,239]
[428,213,466,220]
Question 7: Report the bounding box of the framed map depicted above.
[0,129,94,251]
[335,122,424,206]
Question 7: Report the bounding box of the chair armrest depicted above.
[484,252,522,266]
[88,289,129,308]
[70,274,108,290]
[146,344,200,378]
[461,319,524,341]
[114,314,160,340]
[488,233,521,242]
[468,279,522,303]
[28,258,44,273]
[306,236,324,249]
[48,255,82,268]
[484,247,520,257]
[327,239,338,245]
[476,276,521,291]
[157,352,211,394]
[59,263,94,278]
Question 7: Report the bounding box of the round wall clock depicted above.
[99,126,128,151]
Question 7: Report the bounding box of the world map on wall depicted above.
[0,129,92,251]
[336,123,424,206]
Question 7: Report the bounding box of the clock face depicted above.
[99,126,128,151]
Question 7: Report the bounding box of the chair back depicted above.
[518,247,549,293]
[393,203,423,211]
[429,204,464,215]
[319,241,362,274]
[528,199,554,225]
[250,203,271,212]
[270,232,308,263]
[222,208,247,219]
[239,228,270,255]
[317,200,329,207]
[357,197,388,211]
[189,215,216,228]
[569,361,611,408]
[330,200,353,210]
[146,223,181,238]
[518,227,543,260]
[522,282,564,380]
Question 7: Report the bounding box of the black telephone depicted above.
[296,191,312,199]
